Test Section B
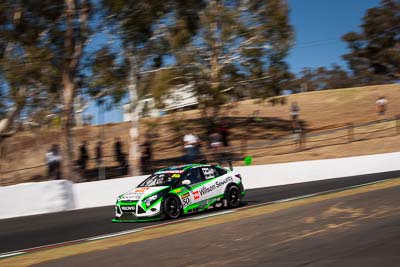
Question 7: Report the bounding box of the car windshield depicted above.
[138,171,184,187]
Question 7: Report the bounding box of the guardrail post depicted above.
[396,115,400,135]
[241,136,247,157]
[347,123,354,142]
[299,131,306,151]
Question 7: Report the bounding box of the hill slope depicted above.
[1,84,399,185]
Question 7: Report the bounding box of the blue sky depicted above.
[85,0,381,125]
[288,0,380,73]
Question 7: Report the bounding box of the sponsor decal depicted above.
[171,173,181,178]
[181,192,191,207]
[193,190,200,200]
[121,206,136,211]
[135,187,150,193]
[198,176,233,196]
[120,187,154,201]
[121,191,144,201]
[202,168,216,179]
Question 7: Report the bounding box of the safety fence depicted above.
[1,115,400,186]
[0,154,129,186]
[204,115,400,160]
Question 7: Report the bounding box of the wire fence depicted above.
[229,115,400,159]
[1,115,400,186]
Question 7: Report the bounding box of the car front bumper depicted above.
[113,200,163,222]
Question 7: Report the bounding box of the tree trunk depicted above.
[126,50,141,176]
[61,71,77,181]
[209,0,222,122]
[209,0,221,90]
[0,105,22,137]
[60,0,89,181]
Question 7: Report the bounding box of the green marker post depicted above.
[244,156,253,166]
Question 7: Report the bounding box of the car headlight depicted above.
[143,194,160,208]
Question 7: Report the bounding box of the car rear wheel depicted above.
[225,185,242,208]
[163,195,182,219]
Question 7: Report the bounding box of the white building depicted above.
[123,83,198,121]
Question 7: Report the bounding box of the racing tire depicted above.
[163,195,182,219]
[225,185,242,208]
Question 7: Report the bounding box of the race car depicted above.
[113,162,245,222]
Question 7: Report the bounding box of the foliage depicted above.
[0,0,63,135]
[292,65,356,92]
[342,0,400,84]
[170,0,293,118]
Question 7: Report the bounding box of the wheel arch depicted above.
[224,182,242,195]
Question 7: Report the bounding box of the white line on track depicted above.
[190,210,235,220]
[0,177,395,259]
[0,252,24,259]
[87,228,144,241]
[272,193,318,203]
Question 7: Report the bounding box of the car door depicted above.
[179,168,205,210]
[198,166,226,200]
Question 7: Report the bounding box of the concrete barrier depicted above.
[0,180,74,219]
[236,152,400,189]
[2,152,400,219]
[73,175,147,210]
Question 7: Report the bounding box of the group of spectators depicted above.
[183,120,231,163]
[76,138,127,174]
[46,137,128,180]
[290,96,389,151]
[46,96,390,179]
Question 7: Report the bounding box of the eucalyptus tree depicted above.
[92,0,171,175]
[172,0,294,119]
[342,0,400,84]
[0,0,93,181]
[90,0,293,174]
[0,1,62,139]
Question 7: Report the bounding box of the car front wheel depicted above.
[163,195,182,219]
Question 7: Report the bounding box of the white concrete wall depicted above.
[236,152,400,189]
[73,175,147,210]
[0,180,74,219]
[2,152,400,219]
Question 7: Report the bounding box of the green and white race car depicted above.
[113,162,245,222]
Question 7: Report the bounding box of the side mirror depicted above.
[182,179,191,185]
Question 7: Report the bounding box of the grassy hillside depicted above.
[1,83,399,185]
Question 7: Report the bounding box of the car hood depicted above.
[119,186,170,201]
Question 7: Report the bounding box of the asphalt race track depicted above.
[1,170,400,255]
[34,178,400,267]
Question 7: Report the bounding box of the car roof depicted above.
[156,164,212,172]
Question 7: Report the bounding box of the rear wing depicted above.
[207,160,233,171]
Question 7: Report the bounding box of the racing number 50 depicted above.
[181,193,191,207]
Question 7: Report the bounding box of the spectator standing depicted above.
[95,141,103,167]
[95,141,105,180]
[290,102,300,121]
[114,137,126,167]
[292,121,305,151]
[376,96,388,116]
[219,120,230,147]
[209,130,222,157]
[78,141,89,175]
[140,136,152,173]
[46,144,61,180]
[183,131,200,163]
